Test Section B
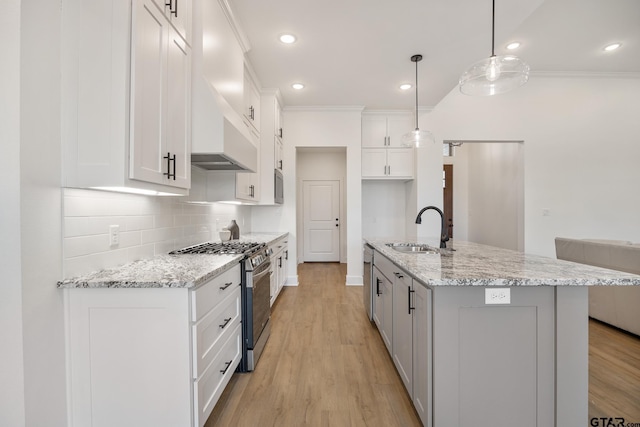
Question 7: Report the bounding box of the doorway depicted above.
[443,165,453,239]
[444,140,524,252]
[302,180,341,261]
[296,147,346,264]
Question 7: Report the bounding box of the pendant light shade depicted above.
[402,55,434,147]
[459,0,530,96]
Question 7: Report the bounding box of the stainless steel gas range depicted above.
[170,241,272,372]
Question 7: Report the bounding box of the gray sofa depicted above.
[555,237,640,336]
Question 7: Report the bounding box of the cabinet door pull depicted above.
[163,152,176,180]
[388,165,391,175]
[279,128,283,138]
[164,0,177,17]
[219,281,233,291]
[278,159,283,169]
[285,250,288,260]
[278,257,282,268]
[220,360,233,375]
[408,286,415,314]
[376,277,381,296]
[394,271,404,279]
[219,317,232,329]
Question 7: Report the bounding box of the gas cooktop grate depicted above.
[169,241,264,255]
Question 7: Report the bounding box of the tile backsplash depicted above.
[63,188,251,277]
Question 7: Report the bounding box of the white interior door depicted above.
[303,180,340,262]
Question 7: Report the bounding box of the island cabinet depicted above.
[366,239,623,427]
[64,263,242,427]
[372,265,393,353]
[376,254,431,426]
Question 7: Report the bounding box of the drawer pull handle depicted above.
[219,317,232,329]
[220,360,233,375]
[219,282,233,291]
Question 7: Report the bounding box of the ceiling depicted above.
[231,0,640,110]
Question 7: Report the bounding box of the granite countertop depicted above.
[58,232,288,289]
[366,239,640,287]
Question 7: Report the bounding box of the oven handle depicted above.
[252,262,272,280]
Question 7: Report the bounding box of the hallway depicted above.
[206,262,421,426]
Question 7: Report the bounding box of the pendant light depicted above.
[402,55,434,147]
[459,0,530,96]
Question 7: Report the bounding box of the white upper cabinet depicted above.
[130,0,191,190]
[150,0,192,44]
[258,90,284,205]
[61,0,191,195]
[274,96,284,140]
[362,148,414,180]
[201,0,245,118]
[362,113,413,147]
[243,67,261,137]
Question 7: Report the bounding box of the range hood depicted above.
[191,76,257,172]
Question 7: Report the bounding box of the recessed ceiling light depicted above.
[506,42,521,50]
[279,34,297,44]
[603,43,622,52]
[292,83,305,90]
[400,84,412,90]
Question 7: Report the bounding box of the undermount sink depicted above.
[386,243,439,254]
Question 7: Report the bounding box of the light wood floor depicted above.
[589,318,640,421]
[206,262,640,426]
[206,262,421,427]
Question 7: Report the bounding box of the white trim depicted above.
[217,0,252,53]
[530,71,640,80]
[346,275,363,286]
[284,105,365,112]
[285,275,299,286]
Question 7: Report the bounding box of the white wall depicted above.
[19,0,68,425]
[362,181,407,239]
[430,75,640,257]
[1,1,26,425]
[466,143,524,251]
[296,149,347,263]
[445,142,524,251]
[270,107,363,286]
[413,112,450,247]
[63,185,252,278]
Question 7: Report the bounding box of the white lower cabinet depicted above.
[269,236,288,305]
[65,263,242,427]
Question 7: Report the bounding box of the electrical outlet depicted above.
[485,288,510,304]
[109,225,120,247]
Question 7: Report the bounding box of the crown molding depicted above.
[530,71,640,79]
[283,106,366,112]
[217,0,252,53]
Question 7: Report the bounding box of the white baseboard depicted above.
[346,275,363,286]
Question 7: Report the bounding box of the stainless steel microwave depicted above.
[274,169,284,204]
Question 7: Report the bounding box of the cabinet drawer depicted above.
[374,252,399,281]
[192,286,241,378]
[193,322,242,427]
[192,263,241,322]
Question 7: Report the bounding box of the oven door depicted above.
[248,260,271,348]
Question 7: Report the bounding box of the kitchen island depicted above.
[365,239,640,427]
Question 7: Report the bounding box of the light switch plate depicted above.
[485,288,510,304]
